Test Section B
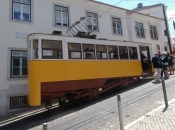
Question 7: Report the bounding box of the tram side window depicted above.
[82,44,95,59]
[68,43,82,59]
[118,46,129,59]
[128,47,138,60]
[33,39,38,59]
[96,45,107,59]
[42,40,62,59]
[108,46,119,59]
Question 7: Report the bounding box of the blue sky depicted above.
[97,0,175,37]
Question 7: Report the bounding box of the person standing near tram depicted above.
[161,52,169,79]
[152,52,162,83]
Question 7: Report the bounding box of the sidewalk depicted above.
[125,98,175,130]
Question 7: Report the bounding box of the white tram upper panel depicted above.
[27,33,152,61]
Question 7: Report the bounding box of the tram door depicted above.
[139,46,153,75]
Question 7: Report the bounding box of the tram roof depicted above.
[27,33,152,45]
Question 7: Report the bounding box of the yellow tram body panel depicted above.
[28,60,142,106]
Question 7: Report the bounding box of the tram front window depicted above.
[33,39,38,59]
[42,40,62,59]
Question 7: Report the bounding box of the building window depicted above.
[68,43,82,59]
[135,23,145,38]
[150,25,158,40]
[12,0,31,22]
[96,45,107,59]
[83,44,95,59]
[10,96,29,109]
[55,5,69,27]
[118,46,129,59]
[42,40,63,59]
[11,51,27,78]
[128,47,138,60]
[108,46,119,59]
[112,17,122,35]
[86,12,98,31]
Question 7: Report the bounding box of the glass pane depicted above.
[12,51,21,56]
[42,40,62,59]
[136,23,143,27]
[96,45,107,59]
[55,6,62,11]
[62,12,68,26]
[43,50,53,56]
[22,52,27,57]
[22,58,27,66]
[13,0,21,3]
[22,67,27,76]
[14,4,21,20]
[96,45,106,52]
[83,44,95,59]
[68,43,81,59]
[118,46,129,59]
[13,58,20,66]
[108,46,118,59]
[42,40,62,49]
[55,11,61,25]
[22,0,30,4]
[62,7,68,12]
[87,12,92,17]
[128,47,138,59]
[23,5,30,21]
[33,39,38,59]
[86,17,92,24]
[93,18,97,25]
[12,67,20,77]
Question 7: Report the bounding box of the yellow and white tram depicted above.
[27,33,155,107]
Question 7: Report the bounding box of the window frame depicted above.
[149,25,158,40]
[96,44,108,59]
[111,17,122,35]
[128,46,138,60]
[10,50,27,78]
[68,43,82,59]
[42,39,63,59]
[12,0,31,22]
[86,11,99,32]
[135,22,145,38]
[82,44,96,59]
[54,5,69,27]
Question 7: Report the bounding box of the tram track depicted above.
[50,79,175,130]
[1,78,175,129]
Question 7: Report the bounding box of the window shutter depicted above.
[135,27,139,36]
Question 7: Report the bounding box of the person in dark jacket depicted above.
[161,52,169,79]
[167,51,174,75]
[152,52,162,82]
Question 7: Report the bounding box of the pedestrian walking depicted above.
[167,51,174,75]
[152,52,162,83]
[161,52,169,79]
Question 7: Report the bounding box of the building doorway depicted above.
[139,46,153,75]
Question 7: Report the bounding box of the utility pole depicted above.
[162,5,172,54]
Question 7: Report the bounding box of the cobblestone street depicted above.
[125,98,175,130]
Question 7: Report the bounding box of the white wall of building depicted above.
[134,5,171,52]
[0,0,167,115]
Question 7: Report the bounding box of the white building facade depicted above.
[133,3,172,52]
[0,0,168,115]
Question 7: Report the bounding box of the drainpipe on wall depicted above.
[162,5,172,54]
